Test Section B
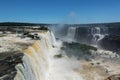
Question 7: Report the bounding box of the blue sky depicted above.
[0,0,120,24]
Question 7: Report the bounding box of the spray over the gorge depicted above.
[0,22,120,80]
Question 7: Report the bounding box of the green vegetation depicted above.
[61,42,97,59]
[0,22,48,26]
[61,42,97,55]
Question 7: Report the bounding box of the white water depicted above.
[14,30,119,80]
[48,40,84,80]
[14,31,83,80]
[50,31,56,46]
[91,27,108,45]
[67,27,76,42]
[14,31,53,80]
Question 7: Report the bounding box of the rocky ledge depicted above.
[0,53,23,80]
[0,32,35,80]
[105,74,120,80]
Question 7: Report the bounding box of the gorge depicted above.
[0,22,120,80]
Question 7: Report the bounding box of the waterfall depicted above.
[91,27,108,45]
[14,30,84,80]
[14,30,113,80]
[67,27,76,42]
[14,31,56,80]
[50,31,56,47]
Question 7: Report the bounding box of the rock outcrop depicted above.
[0,53,23,80]
[105,74,120,80]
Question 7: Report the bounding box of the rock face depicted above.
[105,74,120,80]
[53,24,120,52]
[0,53,23,80]
[99,35,120,52]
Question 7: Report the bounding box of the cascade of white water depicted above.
[14,30,114,80]
[14,30,85,80]
[67,27,76,42]
[92,27,101,41]
[14,31,54,80]
[50,31,56,46]
[91,27,108,44]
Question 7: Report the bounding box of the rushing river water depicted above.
[13,29,120,80]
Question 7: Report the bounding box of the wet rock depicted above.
[90,63,94,65]
[54,54,63,58]
[0,53,23,80]
[105,74,120,80]
[99,35,120,52]
[85,58,92,61]
[97,62,100,65]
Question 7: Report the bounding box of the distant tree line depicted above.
[0,22,48,26]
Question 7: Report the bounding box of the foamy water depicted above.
[48,40,83,80]
[14,30,120,80]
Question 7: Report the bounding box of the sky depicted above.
[0,0,120,24]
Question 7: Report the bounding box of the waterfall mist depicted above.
[14,30,85,80]
[13,28,120,80]
[50,11,79,43]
